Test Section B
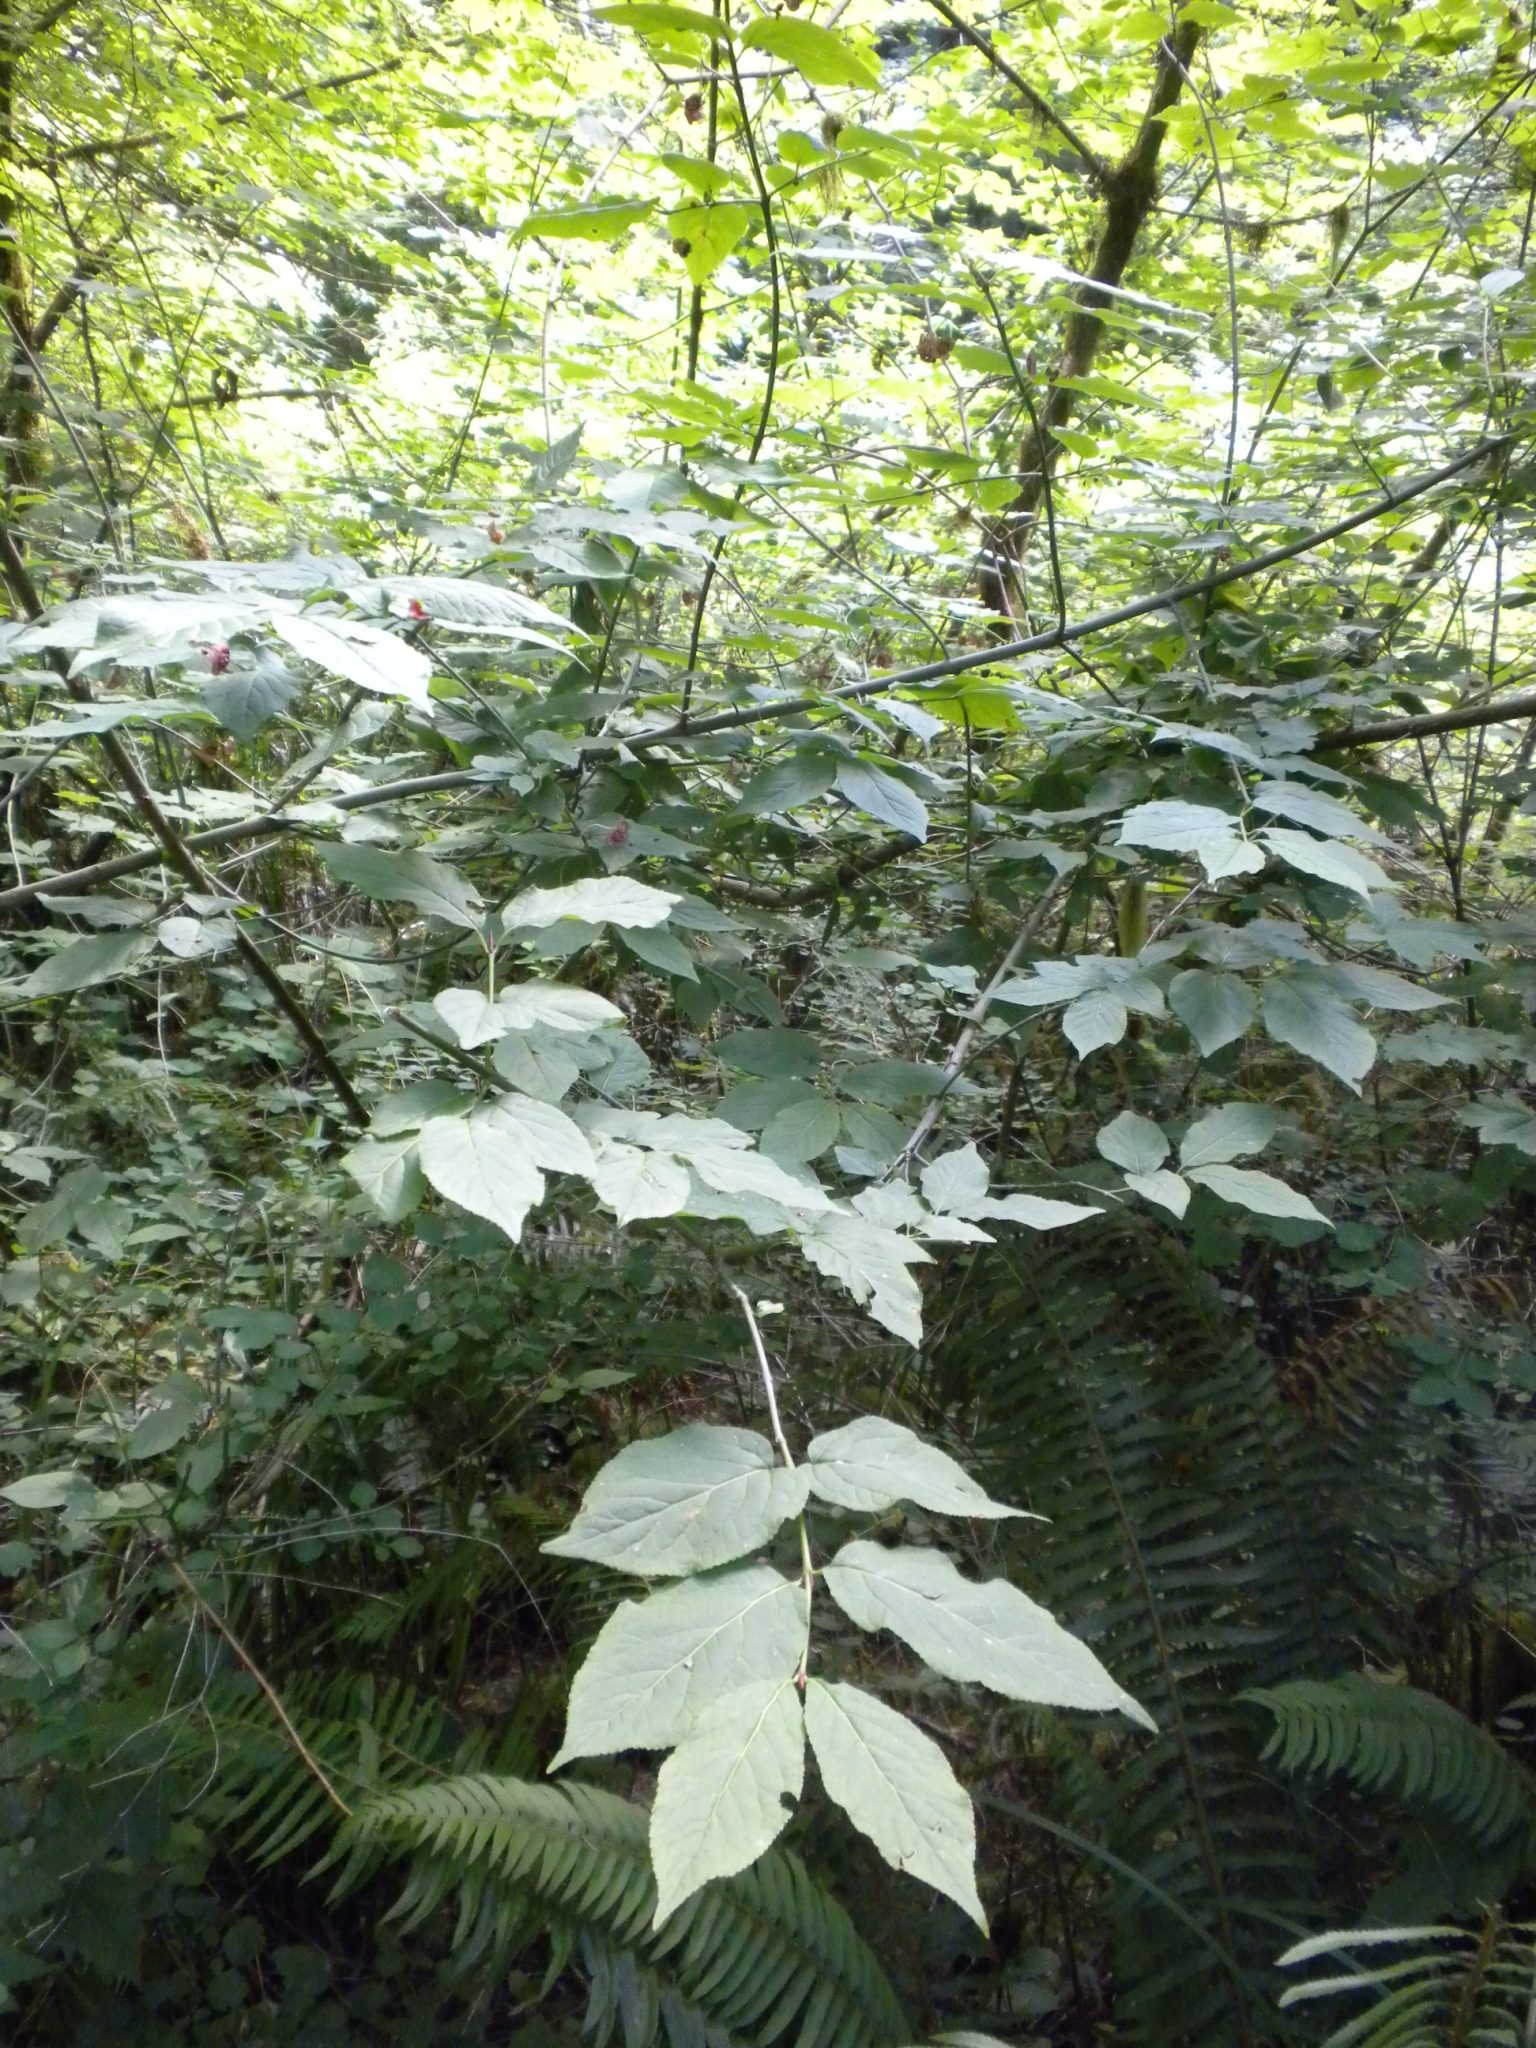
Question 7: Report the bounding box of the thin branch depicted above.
[921,0,1108,181]
[1313,689,1536,754]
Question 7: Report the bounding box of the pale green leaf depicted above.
[760,1096,841,1163]
[542,1423,810,1576]
[484,1092,595,1174]
[1262,828,1395,899]
[805,1679,985,1930]
[551,1565,808,1766]
[1117,801,1264,882]
[497,982,624,1033]
[417,1110,545,1241]
[1186,1163,1329,1224]
[806,1416,1029,1519]
[1263,977,1376,1091]
[618,922,698,981]
[433,987,505,1048]
[795,1210,930,1346]
[491,1031,582,1101]
[1,1468,92,1510]
[520,199,655,243]
[836,760,928,841]
[823,1540,1153,1728]
[1095,1111,1168,1175]
[977,1192,1102,1228]
[316,842,483,930]
[589,1139,691,1223]
[920,1142,989,1217]
[1124,1168,1191,1217]
[271,610,432,710]
[15,930,153,997]
[740,14,880,86]
[1169,968,1257,1057]
[1458,1095,1536,1157]
[342,1134,425,1223]
[504,876,680,930]
[1178,1104,1284,1168]
[650,1678,805,1927]
[1062,988,1128,1058]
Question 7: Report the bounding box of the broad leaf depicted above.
[1178,1104,1284,1168]
[760,1096,841,1163]
[1096,1111,1168,1175]
[551,1565,808,1766]
[1062,988,1128,1058]
[1169,968,1257,1057]
[417,1111,545,1240]
[920,1142,990,1217]
[806,1417,1029,1519]
[805,1679,985,1930]
[342,1134,424,1224]
[1117,800,1263,882]
[649,1678,805,1926]
[740,15,880,87]
[589,1140,691,1223]
[836,760,929,841]
[1124,1168,1191,1217]
[497,982,624,1033]
[1187,1163,1329,1224]
[504,876,680,930]
[484,1092,595,1174]
[271,610,432,709]
[520,199,655,243]
[317,843,483,930]
[14,930,153,997]
[823,1540,1152,1728]
[1262,828,1394,899]
[542,1423,811,1576]
[1263,977,1376,1091]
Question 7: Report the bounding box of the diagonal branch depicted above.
[921,0,1107,181]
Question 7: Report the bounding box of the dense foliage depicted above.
[3,0,1536,2040]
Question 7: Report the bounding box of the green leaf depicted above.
[1251,780,1390,844]
[433,987,504,1048]
[795,1210,930,1346]
[551,1564,808,1766]
[1117,801,1264,883]
[1262,828,1395,900]
[1062,987,1128,1059]
[618,922,699,981]
[1186,1163,1329,1224]
[649,1678,805,1927]
[760,1096,841,1163]
[1169,968,1257,1057]
[1178,1104,1284,1168]
[316,843,483,930]
[542,1423,811,1576]
[740,14,880,87]
[806,1416,1028,1519]
[1095,1111,1168,1175]
[1263,976,1376,1091]
[735,751,837,815]
[491,1031,583,1101]
[497,982,624,1033]
[520,198,655,243]
[127,1373,200,1458]
[504,876,680,930]
[836,760,928,841]
[417,1110,545,1241]
[484,1092,595,1173]
[0,1468,91,1510]
[804,1679,985,1930]
[14,930,153,997]
[203,648,297,737]
[594,2,721,40]
[1458,1095,1536,1156]
[271,611,431,709]
[668,201,752,286]
[822,1540,1153,1727]
[341,1134,424,1223]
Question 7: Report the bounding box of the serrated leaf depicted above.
[1117,800,1264,882]
[551,1565,808,1766]
[823,1541,1152,1728]
[496,982,624,1033]
[649,1678,805,1927]
[1262,828,1394,899]
[1186,1163,1329,1224]
[1124,1168,1191,1217]
[543,1423,811,1576]
[1178,1103,1284,1168]
[1324,963,1449,1012]
[1458,1095,1536,1156]
[1062,987,1128,1058]
[341,1134,424,1223]
[761,1096,841,1163]
[504,876,680,930]
[920,1142,989,1218]
[203,648,297,737]
[806,1416,1029,1519]
[1251,780,1390,844]
[317,843,483,930]
[1263,977,1376,1091]
[490,1031,581,1101]
[1169,968,1256,1057]
[836,760,928,841]
[14,930,153,997]
[589,1140,691,1223]
[1095,1111,1168,1175]
[795,1210,929,1346]
[363,576,570,642]
[417,1111,545,1241]
[740,14,879,86]
[805,1679,985,1930]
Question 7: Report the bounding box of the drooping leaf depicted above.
[740,14,880,87]
[520,198,655,243]
[202,647,298,736]
[13,930,153,997]
[920,1143,989,1217]
[1062,988,1128,1058]
[1117,800,1264,882]
[1186,1163,1329,1224]
[589,1140,691,1223]
[804,1679,985,1930]
[551,1564,808,1766]
[1262,976,1376,1091]
[806,1416,1029,1519]
[823,1540,1153,1728]
[1262,828,1395,900]
[542,1423,811,1576]
[667,201,752,286]
[271,610,432,709]
[836,760,929,841]
[316,843,484,930]
[649,1678,806,1927]
[342,1134,425,1224]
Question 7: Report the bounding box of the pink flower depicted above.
[206,643,231,675]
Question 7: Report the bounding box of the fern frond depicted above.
[1277,1914,1536,2047]
[335,1772,911,2048]
[1246,1676,1536,1853]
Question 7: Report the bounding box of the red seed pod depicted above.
[605,821,630,848]
[487,521,504,544]
[406,598,427,621]
[206,643,231,675]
